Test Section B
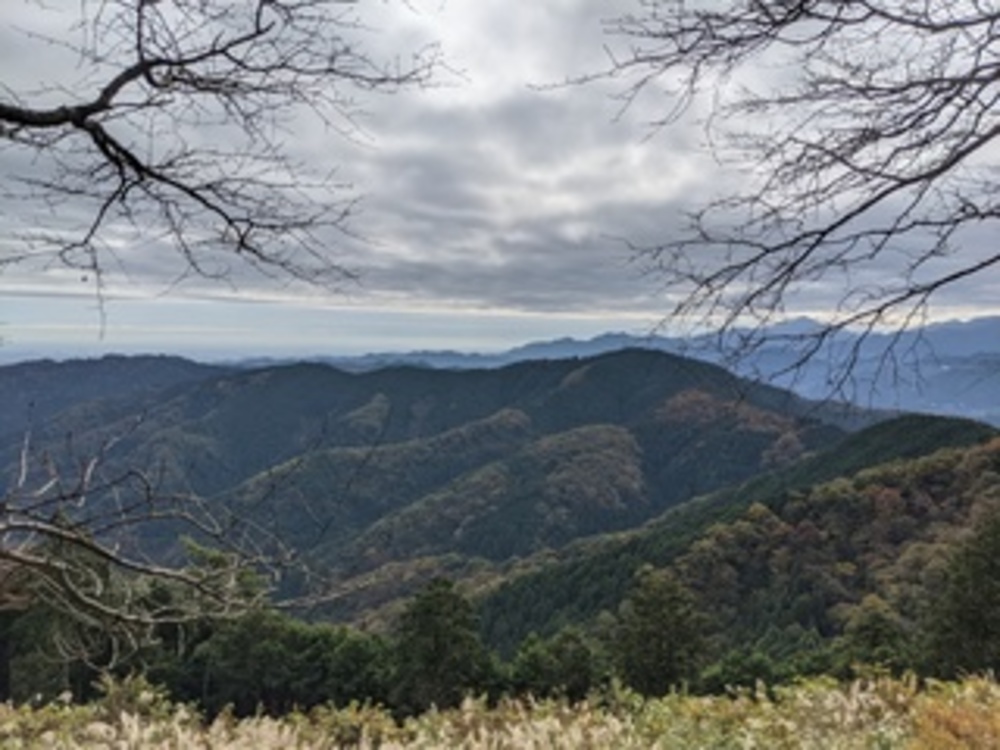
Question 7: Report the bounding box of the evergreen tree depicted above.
[612,566,707,696]
[171,609,391,717]
[391,578,491,715]
[512,626,605,702]
[927,514,1000,676]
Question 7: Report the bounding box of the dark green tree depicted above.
[612,566,707,697]
[511,626,605,702]
[391,578,491,715]
[174,609,391,717]
[833,594,913,676]
[698,648,781,695]
[927,514,1000,676]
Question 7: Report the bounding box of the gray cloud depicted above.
[2,0,998,358]
[0,0,711,319]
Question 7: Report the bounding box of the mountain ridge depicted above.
[3,343,996,649]
[1,347,864,613]
[304,317,1000,426]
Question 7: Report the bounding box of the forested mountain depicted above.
[477,413,997,654]
[0,354,229,441]
[311,317,1000,427]
[2,348,860,617]
[4,350,1000,713]
[3,351,994,642]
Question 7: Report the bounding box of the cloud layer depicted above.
[2,0,998,357]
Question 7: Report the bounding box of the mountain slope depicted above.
[0,355,228,441]
[668,432,1000,674]
[1,349,867,621]
[337,423,647,567]
[475,414,997,653]
[209,351,846,574]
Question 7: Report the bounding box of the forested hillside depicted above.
[3,352,1000,723]
[0,355,228,441]
[477,413,997,652]
[1,349,856,616]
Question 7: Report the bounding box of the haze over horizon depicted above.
[5,311,1000,369]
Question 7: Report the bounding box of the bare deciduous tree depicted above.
[3,424,287,666]
[0,0,437,292]
[0,0,435,660]
[600,1,1000,380]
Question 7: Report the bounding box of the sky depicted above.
[1,1,998,363]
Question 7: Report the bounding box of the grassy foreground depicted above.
[2,675,999,748]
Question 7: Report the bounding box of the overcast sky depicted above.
[1,1,997,363]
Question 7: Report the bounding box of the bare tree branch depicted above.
[0,1,441,667]
[0,420,301,666]
[0,0,439,292]
[598,0,1000,391]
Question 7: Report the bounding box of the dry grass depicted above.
[1,674,1000,748]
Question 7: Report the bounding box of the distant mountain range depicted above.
[7,317,997,428]
[278,316,1000,427]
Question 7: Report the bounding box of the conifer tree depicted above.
[612,566,706,696]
